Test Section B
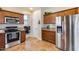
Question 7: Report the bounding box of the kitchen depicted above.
[0,7,79,51]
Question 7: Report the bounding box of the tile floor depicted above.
[5,37,60,51]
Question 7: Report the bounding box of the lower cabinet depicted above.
[21,31,26,43]
[0,33,5,50]
[42,30,56,44]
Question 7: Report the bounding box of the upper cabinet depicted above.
[44,13,56,24]
[56,8,78,16]
[0,11,4,24]
[19,14,24,24]
[64,8,78,16]
[43,8,79,24]
[0,10,24,24]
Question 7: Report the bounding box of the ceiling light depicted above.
[29,8,33,10]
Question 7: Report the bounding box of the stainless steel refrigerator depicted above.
[56,14,79,51]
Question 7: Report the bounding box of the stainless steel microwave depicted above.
[5,16,19,24]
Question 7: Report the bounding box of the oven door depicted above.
[6,32,20,43]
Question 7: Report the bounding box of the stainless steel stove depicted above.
[5,26,21,48]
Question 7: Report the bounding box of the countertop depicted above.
[0,29,25,33]
[42,28,56,31]
[18,29,25,31]
[0,30,5,33]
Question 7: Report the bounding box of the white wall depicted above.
[31,9,42,40]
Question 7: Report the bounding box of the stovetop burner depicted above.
[5,26,19,32]
[5,29,19,32]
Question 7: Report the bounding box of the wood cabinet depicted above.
[64,8,78,16]
[56,8,78,16]
[42,30,56,44]
[44,14,56,24]
[44,8,79,24]
[0,11,5,24]
[0,10,24,24]
[19,15,24,24]
[21,31,26,43]
[0,33,5,50]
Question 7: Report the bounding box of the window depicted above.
[24,15,30,26]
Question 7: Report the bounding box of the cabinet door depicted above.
[42,30,48,41]
[48,14,53,24]
[0,33,5,50]
[50,31,56,44]
[44,14,56,24]
[65,9,77,16]
[46,31,55,44]
[0,11,5,23]
[42,30,47,41]
[42,30,56,44]
[21,31,26,43]
[44,15,48,24]
[52,14,56,24]
[57,11,65,16]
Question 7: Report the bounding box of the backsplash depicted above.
[42,24,56,29]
